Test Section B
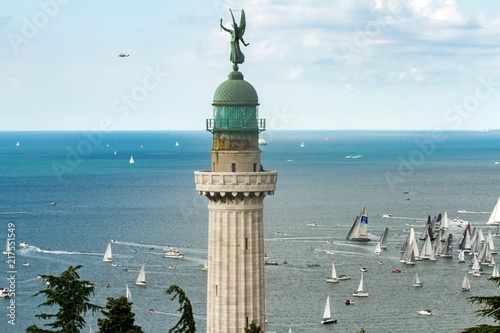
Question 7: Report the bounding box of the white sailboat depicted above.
[129,156,135,164]
[458,249,466,263]
[320,296,337,324]
[346,206,371,242]
[413,273,423,287]
[487,197,500,225]
[492,265,500,278]
[135,265,146,286]
[201,260,208,271]
[175,141,179,147]
[420,234,433,260]
[352,271,368,297]
[374,242,382,255]
[326,262,339,283]
[461,274,471,292]
[102,242,112,262]
[441,211,449,230]
[126,284,132,301]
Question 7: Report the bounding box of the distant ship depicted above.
[258,138,267,145]
[129,156,135,164]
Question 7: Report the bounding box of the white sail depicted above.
[458,249,466,263]
[326,262,339,283]
[129,156,135,164]
[103,243,112,262]
[136,265,146,286]
[413,273,423,287]
[346,206,371,242]
[492,265,500,278]
[374,242,381,255]
[320,296,336,324]
[126,284,132,301]
[420,234,433,260]
[487,231,496,254]
[441,211,449,230]
[461,274,471,291]
[487,197,500,225]
[353,272,368,297]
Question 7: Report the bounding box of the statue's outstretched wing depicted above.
[240,10,246,36]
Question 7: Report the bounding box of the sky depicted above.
[2,0,500,131]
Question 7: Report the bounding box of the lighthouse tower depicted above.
[194,10,277,333]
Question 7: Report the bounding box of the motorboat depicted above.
[19,242,29,247]
[360,267,368,272]
[23,262,31,267]
[265,259,278,266]
[337,274,352,281]
[382,213,392,218]
[391,269,401,273]
[307,222,318,227]
[344,299,355,305]
[163,250,184,259]
[418,309,432,316]
[0,287,10,298]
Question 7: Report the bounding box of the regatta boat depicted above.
[126,284,132,301]
[0,287,10,298]
[326,262,339,283]
[346,206,371,242]
[102,242,112,262]
[135,265,146,286]
[487,197,500,225]
[320,296,337,324]
[352,271,368,297]
[379,227,389,249]
[129,156,135,164]
[374,242,382,255]
[461,274,471,292]
[413,273,423,287]
[163,250,184,259]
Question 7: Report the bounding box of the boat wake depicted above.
[457,210,491,214]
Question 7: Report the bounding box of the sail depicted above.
[441,211,449,230]
[379,227,389,249]
[487,231,496,254]
[136,265,146,285]
[487,197,500,225]
[420,234,433,260]
[357,272,365,292]
[322,296,331,320]
[462,274,471,290]
[129,156,135,164]
[346,206,371,241]
[126,284,132,301]
[492,265,500,278]
[331,262,337,279]
[103,243,112,262]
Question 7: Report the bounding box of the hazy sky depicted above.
[2,0,500,131]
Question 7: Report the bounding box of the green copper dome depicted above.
[213,71,259,106]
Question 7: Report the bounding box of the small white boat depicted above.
[129,156,135,164]
[300,141,305,148]
[258,138,267,145]
[23,262,31,267]
[326,262,339,283]
[337,274,352,281]
[413,273,423,287]
[353,271,368,297]
[0,287,10,298]
[103,242,112,262]
[320,296,337,324]
[36,247,45,253]
[163,250,184,259]
[135,265,146,286]
[16,141,20,147]
[346,206,371,242]
[125,284,132,301]
[19,242,29,248]
[201,260,208,271]
[307,222,318,227]
[461,274,471,292]
[382,213,392,218]
[418,309,432,316]
[175,141,179,147]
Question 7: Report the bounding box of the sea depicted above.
[1,130,500,333]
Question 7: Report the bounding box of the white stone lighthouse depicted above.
[194,10,277,333]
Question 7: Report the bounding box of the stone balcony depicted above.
[194,171,277,196]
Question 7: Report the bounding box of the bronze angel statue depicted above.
[220,9,249,68]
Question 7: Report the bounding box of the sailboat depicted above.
[461,274,471,292]
[492,265,500,278]
[374,242,382,255]
[135,265,146,286]
[326,262,339,283]
[379,227,389,249]
[413,273,423,287]
[201,260,208,271]
[102,242,112,262]
[346,206,371,242]
[125,284,132,301]
[441,211,449,230]
[320,296,337,324]
[352,271,368,297]
[300,141,305,148]
[487,197,500,225]
[175,141,179,147]
[129,156,135,164]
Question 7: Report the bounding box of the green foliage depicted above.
[97,296,143,333]
[244,321,263,333]
[463,276,500,332]
[26,265,101,333]
[165,285,196,333]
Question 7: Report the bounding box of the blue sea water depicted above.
[0,130,500,332]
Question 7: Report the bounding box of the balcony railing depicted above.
[206,119,266,133]
[194,171,277,195]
